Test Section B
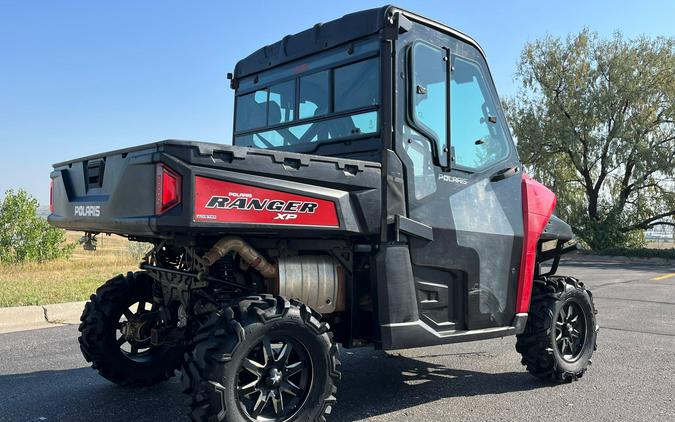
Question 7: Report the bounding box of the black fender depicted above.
[540,214,574,242]
[536,215,576,277]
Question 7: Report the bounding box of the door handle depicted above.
[490,166,519,182]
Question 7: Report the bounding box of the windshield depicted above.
[233,48,380,151]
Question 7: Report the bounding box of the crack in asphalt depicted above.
[593,277,661,290]
[602,326,675,337]
[594,296,675,306]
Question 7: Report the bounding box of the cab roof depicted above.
[233,5,485,79]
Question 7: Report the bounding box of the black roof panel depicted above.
[233,5,487,81]
[234,6,392,78]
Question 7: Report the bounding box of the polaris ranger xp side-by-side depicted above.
[48,6,598,421]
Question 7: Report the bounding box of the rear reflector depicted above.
[155,164,181,214]
[49,179,54,214]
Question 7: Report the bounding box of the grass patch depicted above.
[0,233,142,307]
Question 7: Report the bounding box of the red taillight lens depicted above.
[49,179,54,214]
[155,164,182,214]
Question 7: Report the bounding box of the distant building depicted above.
[646,220,674,241]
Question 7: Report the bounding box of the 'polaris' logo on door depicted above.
[74,205,101,217]
[205,196,319,214]
[438,174,468,185]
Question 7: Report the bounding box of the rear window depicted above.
[236,111,378,149]
[234,53,380,150]
[299,71,330,119]
[268,80,295,125]
[235,90,267,132]
[334,58,379,112]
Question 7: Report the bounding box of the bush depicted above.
[0,189,74,263]
[588,247,675,260]
[127,241,152,260]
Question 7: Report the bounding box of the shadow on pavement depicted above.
[0,349,551,422]
[332,349,551,420]
[0,367,185,421]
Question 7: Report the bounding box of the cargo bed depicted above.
[49,140,382,239]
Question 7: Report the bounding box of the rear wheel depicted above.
[181,295,340,422]
[516,276,598,382]
[78,272,183,386]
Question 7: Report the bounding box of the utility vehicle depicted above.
[49,5,598,421]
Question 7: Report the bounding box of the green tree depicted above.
[506,29,675,249]
[0,189,74,263]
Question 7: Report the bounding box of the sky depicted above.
[1,0,673,205]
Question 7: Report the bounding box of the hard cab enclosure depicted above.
[49,5,573,350]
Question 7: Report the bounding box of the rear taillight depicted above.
[155,164,182,214]
[49,179,54,213]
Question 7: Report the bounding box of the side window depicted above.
[299,71,329,119]
[268,80,295,125]
[410,42,447,164]
[451,56,510,170]
[235,90,267,132]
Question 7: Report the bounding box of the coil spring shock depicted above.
[209,253,237,287]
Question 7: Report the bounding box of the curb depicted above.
[44,301,87,323]
[0,301,85,334]
[1,254,672,334]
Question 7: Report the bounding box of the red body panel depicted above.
[193,176,339,227]
[516,175,557,313]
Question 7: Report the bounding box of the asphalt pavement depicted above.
[1,259,674,421]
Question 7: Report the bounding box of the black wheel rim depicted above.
[555,300,587,362]
[115,301,158,362]
[236,335,313,421]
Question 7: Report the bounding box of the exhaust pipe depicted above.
[203,236,344,313]
[203,236,277,279]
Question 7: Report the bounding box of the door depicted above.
[396,33,524,331]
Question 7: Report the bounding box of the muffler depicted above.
[274,255,345,314]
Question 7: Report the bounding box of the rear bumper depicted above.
[48,215,156,237]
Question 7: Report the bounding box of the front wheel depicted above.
[516,276,598,382]
[181,295,341,422]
